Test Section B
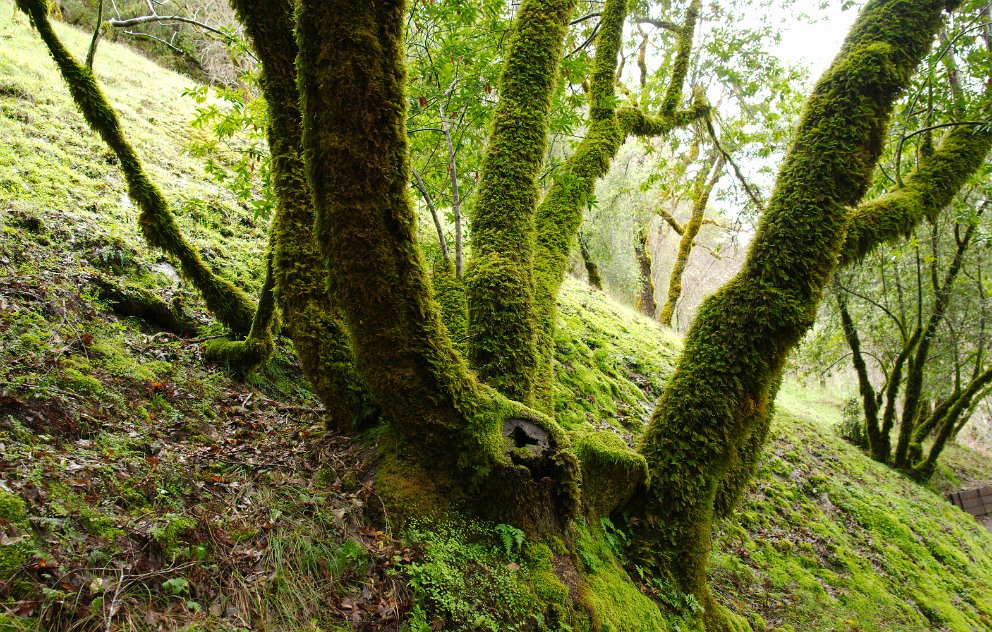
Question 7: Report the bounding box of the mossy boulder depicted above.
[571,428,647,521]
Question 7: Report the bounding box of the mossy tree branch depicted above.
[578,232,603,290]
[205,250,276,377]
[841,120,992,268]
[912,364,992,479]
[837,289,885,457]
[656,207,685,235]
[634,225,658,317]
[532,0,705,411]
[227,0,377,431]
[627,1,955,626]
[465,0,578,405]
[16,0,255,337]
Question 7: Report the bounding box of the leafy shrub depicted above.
[836,397,868,449]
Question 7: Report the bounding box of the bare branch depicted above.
[438,85,463,277]
[411,166,450,262]
[704,115,764,212]
[570,12,600,25]
[109,13,230,40]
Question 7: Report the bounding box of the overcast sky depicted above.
[774,1,860,76]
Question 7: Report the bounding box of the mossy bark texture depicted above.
[628,1,953,626]
[634,226,657,317]
[89,274,196,335]
[432,258,469,351]
[296,0,579,534]
[228,0,376,431]
[841,121,992,267]
[16,0,255,337]
[837,293,885,456]
[465,0,577,405]
[578,234,603,290]
[532,0,705,411]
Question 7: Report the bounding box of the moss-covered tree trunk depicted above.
[627,1,959,626]
[634,226,657,317]
[464,0,578,405]
[16,0,255,336]
[578,233,603,290]
[295,0,580,534]
[532,0,706,411]
[837,293,885,456]
[227,0,376,431]
[893,222,973,467]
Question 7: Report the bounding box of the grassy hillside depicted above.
[2,6,992,631]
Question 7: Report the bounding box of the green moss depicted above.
[463,0,577,404]
[203,251,276,377]
[579,235,603,290]
[533,0,706,411]
[89,273,196,335]
[574,525,671,631]
[78,505,123,540]
[571,428,647,521]
[229,0,377,431]
[296,0,580,535]
[553,281,678,431]
[431,258,468,350]
[60,361,104,394]
[842,120,992,267]
[633,226,657,318]
[15,0,256,336]
[658,149,722,327]
[150,513,197,560]
[0,614,38,632]
[0,489,27,525]
[0,490,33,601]
[400,520,562,631]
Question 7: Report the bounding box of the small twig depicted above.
[705,116,764,212]
[411,166,450,262]
[86,0,105,69]
[0,380,88,401]
[694,241,724,260]
[438,84,463,276]
[119,29,187,56]
[570,12,600,25]
[568,20,601,57]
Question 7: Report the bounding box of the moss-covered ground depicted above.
[1,5,991,630]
